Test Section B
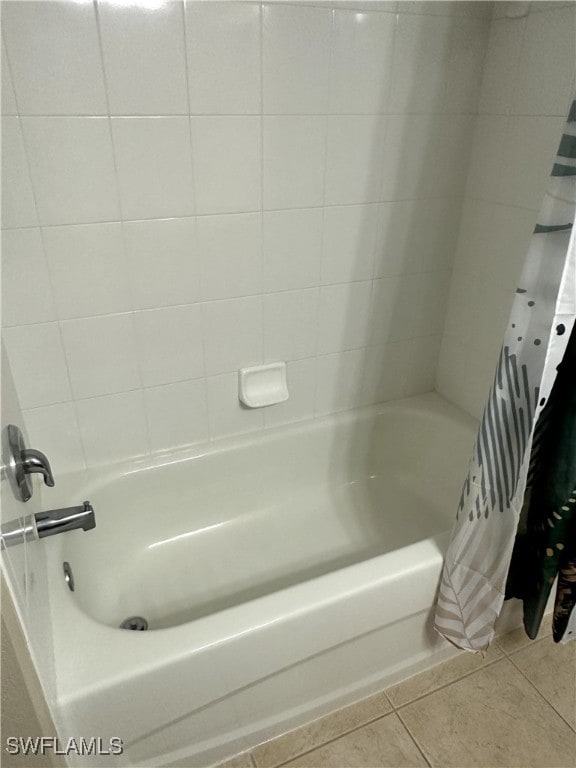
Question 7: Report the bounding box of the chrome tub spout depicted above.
[35,501,95,538]
[1,502,96,549]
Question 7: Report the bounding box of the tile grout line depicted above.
[394,707,432,768]
[13,109,529,118]
[505,649,576,735]
[8,51,90,472]
[3,295,450,330]
[259,2,266,401]
[180,0,211,443]
[0,192,479,231]
[255,648,547,768]
[312,5,336,419]
[17,335,442,407]
[253,650,506,768]
[0,21,64,621]
[262,707,400,768]
[370,5,398,370]
[92,0,152,461]
[222,625,566,768]
[389,653,505,712]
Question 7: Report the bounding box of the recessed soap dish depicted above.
[238,363,289,408]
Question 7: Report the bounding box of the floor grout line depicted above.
[395,707,432,768]
[505,652,576,735]
[222,626,571,768]
[493,631,552,657]
[252,652,504,767]
[257,707,398,768]
[389,654,504,712]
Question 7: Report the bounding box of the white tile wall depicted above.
[206,372,264,440]
[202,296,263,376]
[22,117,120,225]
[186,2,262,115]
[76,391,148,467]
[369,275,418,343]
[144,379,209,453]
[24,402,86,475]
[362,341,411,403]
[509,6,575,117]
[445,17,491,114]
[264,358,317,428]
[60,313,140,400]
[2,324,72,409]
[498,115,565,209]
[315,347,365,416]
[433,114,476,197]
[123,217,200,310]
[437,1,576,420]
[325,115,388,205]
[2,228,56,327]
[134,305,204,387]
[322,204,379,284]
[263,288,319,362]
[330,9,395,114]
[381,114,439,201]
[2,0,107,116]
[478,16,526,115]
[43,223,131,320]
[388,13,452,114]
[197,212,262,300]
[1,117,38,228]
[318,281,373,354]
[2,0,496,469]
[111,117,195,220]
[98,0,189,116]
[465,115,508,200]
[262,208,323,292]
[263,116,327,209]
[262,4,332,114]
[191,116,262,214]
[1,41,17,116]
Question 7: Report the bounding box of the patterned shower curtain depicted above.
[434,97,576,653]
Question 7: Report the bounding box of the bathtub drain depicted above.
[120,616,148,631]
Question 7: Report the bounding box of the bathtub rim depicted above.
[43,392,475,717]
[44,391,476,496]
[45,526,451,704]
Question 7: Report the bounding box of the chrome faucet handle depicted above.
[21,448,55,488]
[4,424,56,503]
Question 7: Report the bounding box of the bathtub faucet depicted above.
[21,447,55,489]
[0,502,96,549]
[5,424,55,502]
[35,501,96,538]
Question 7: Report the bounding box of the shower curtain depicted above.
[434,97,576,653]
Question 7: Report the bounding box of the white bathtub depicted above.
[43,393,478,767]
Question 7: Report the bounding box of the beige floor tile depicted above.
[280,713,427,768]
[400,658,576,767]
[170,751,254,768]
[387,643,502,708]
[215,754,255,768]
[510,638,576,729]
[252,692,391,768]
[496,613,553,654]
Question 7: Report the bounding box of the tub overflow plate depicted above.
[63,561,74,592]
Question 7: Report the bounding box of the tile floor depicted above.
[216,617,576,768]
